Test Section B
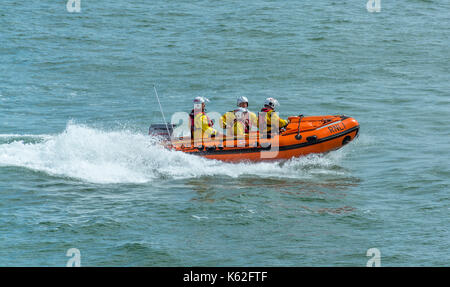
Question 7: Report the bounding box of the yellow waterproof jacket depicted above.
[220,110,258,131]
[193,112,217,138]
[232,121,246,137]
[258,109,288,133]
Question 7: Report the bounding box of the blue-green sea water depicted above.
[0,0,449,266]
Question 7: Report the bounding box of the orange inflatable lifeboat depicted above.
[150,115,359,162]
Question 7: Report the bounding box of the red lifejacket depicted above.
[232,109,250,134]
[259,107,273,130]
[243,118,250,133]
[189,110,195,131]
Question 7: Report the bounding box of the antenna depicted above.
[153,84,172,143]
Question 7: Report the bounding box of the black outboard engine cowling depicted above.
[148,123,175,139]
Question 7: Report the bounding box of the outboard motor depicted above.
[148,123,175,139]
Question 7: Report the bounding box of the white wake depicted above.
[0,123,351,184]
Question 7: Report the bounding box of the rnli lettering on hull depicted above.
[328,122,346,134]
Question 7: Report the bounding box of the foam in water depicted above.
[0,123,349,184]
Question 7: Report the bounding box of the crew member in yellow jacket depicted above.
[232,107,250,137]
[189,97,218,139]
[221,96,257,137]
[258,97,289,134]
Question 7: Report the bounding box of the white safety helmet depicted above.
[264,97,279,109]
[235,107,248,120]
[193,96,209,104]
[237,96,249,107]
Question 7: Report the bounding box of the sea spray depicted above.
[0,123,350,184]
